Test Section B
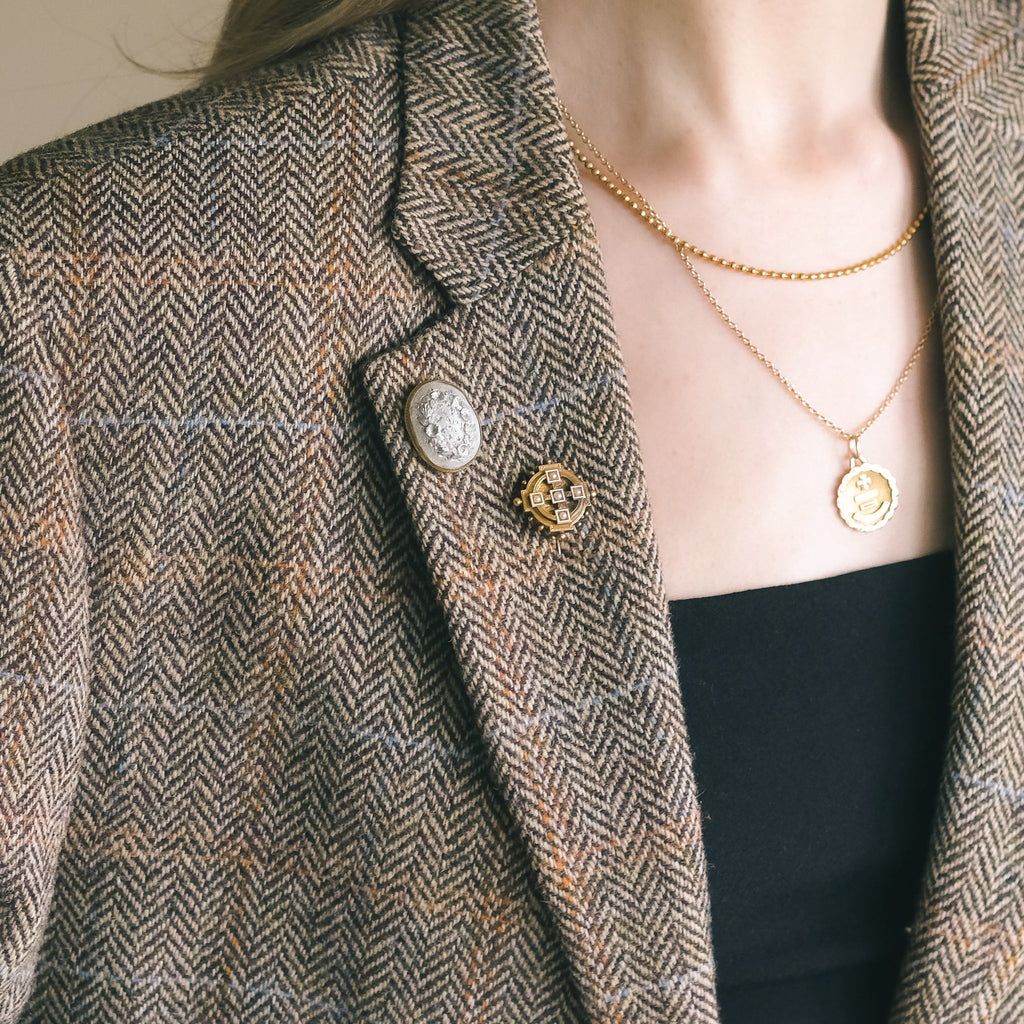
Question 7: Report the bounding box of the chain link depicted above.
[558,99,929,281]
[678,246,937,442]
[557,99,938,445]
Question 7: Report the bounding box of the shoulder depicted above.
[0,16,405,268]
[0,10,447,417]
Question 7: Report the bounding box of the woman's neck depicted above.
[537,0,910,177]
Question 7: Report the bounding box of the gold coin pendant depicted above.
[836,461,899,532]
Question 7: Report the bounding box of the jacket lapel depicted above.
[894,1,1024,1019]
[361,1,717,1020]
[363,0,1024,1018]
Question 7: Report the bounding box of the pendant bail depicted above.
[848,434,863,469]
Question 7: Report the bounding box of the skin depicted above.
[536,0,954,599]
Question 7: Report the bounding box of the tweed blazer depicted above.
[1,0,1023,1021]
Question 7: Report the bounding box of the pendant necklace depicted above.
[558,99,936,533]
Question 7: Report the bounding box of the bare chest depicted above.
[592,204,954,600]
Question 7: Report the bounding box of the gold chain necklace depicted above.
[560,101,937,532]
[558,100,929,281]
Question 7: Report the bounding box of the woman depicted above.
[0,0,1021,1021]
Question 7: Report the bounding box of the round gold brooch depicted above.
[514,463,593,533]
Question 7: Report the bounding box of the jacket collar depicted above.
[392,0,585,303]
[372,0,1024,1019]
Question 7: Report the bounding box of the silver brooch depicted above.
[403,380,482,472]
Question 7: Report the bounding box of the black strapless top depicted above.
[668,551,956,1023]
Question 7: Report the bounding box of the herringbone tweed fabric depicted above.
[0,0,1021,1020]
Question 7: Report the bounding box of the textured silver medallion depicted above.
[404,380,482,472]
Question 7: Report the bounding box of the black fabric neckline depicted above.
[667,549,956,1023]
[667,549,954,608]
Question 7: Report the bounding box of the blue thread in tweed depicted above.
[73,413,347,433]
[35,961,344,1012]
[953,772,1024,806]
[0,669,85,693]
[601,962,717,1005]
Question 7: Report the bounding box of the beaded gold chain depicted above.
[558,99,929,281]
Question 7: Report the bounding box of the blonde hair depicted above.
[203,0,418,83]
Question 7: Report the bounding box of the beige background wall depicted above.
[1,0,229,165]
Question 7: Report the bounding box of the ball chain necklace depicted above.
[558,99,937,533]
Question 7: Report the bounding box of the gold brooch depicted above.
[514,463,592,533]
